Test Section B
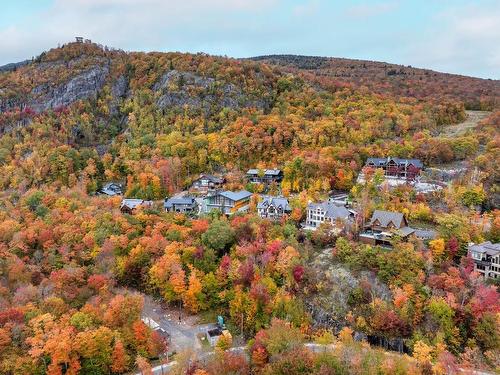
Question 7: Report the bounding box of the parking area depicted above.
[141,294,215,354]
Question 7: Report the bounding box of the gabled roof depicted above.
[370,210,406,229]
[307,201,350,221]
[217,190,252,202]
[365,157,423,169]
[100,182,123,196]
[195,174,223,183]
[257,196,291,211]
[121,199,151,210]
[396,226,416,237]
[164,196,197,208]
[468,241,500,256]
[264,169,282,176]
[246,169,282,176]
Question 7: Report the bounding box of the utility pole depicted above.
[241,312,244,337]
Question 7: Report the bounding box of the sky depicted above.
[0,0,499,79]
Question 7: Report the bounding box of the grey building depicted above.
[257,196,291,220]
[190,174,224,193]
[246,169,283,185]
[468,241,500,279]
[164,196,198,214]
[203,190,252,215]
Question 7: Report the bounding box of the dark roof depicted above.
[207,328,223,337]
[307,201,351,221]
[370,210,406,229]
[413,229,437,240]
[164,196,197,208]
[196,174,223,184]
[257,196,291,211]
[366,157,423,169]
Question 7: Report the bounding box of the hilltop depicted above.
[251,54,499,110]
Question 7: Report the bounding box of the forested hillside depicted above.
[251,55,500,110]
[1,42,492,196]
[0,42,498,374]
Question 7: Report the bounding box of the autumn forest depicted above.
[0,41,499,375]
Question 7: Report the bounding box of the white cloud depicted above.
[0,0,499,79]
[406,4,500,78]
[0,0,280,64]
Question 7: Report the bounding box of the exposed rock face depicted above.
[0,65,110,115]
[111,74,128,99]
[0,96,22,113]
[110,74,128,115]
[153,69,268,112]
[304,247,391,331]
[29,65,109,113]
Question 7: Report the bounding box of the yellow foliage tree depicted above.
[183,267,203,313]
[429,238,445,262]
[338,326,353,344]
[413,340,433,364]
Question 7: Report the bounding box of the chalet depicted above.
[305,201,354,230]
[99,182,123,196]
[190,174,224,194]
[364,157,423,180]
[164,196,198,214]
[246,169,283,185]
[359,210,415,247]
[468,241,500,279]
[203,190,252,215]
[257,196,291,220]
[120,199,153,214]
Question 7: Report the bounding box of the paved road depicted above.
[142,294,214,353]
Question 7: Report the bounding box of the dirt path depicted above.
[439,110,491,138]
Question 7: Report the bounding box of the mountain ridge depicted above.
[250,54,500,110]
[251,54,499,81]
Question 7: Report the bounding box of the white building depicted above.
[257,196,291,220]
[305,201,354,230]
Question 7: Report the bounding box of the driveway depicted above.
[141,294,214,353]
